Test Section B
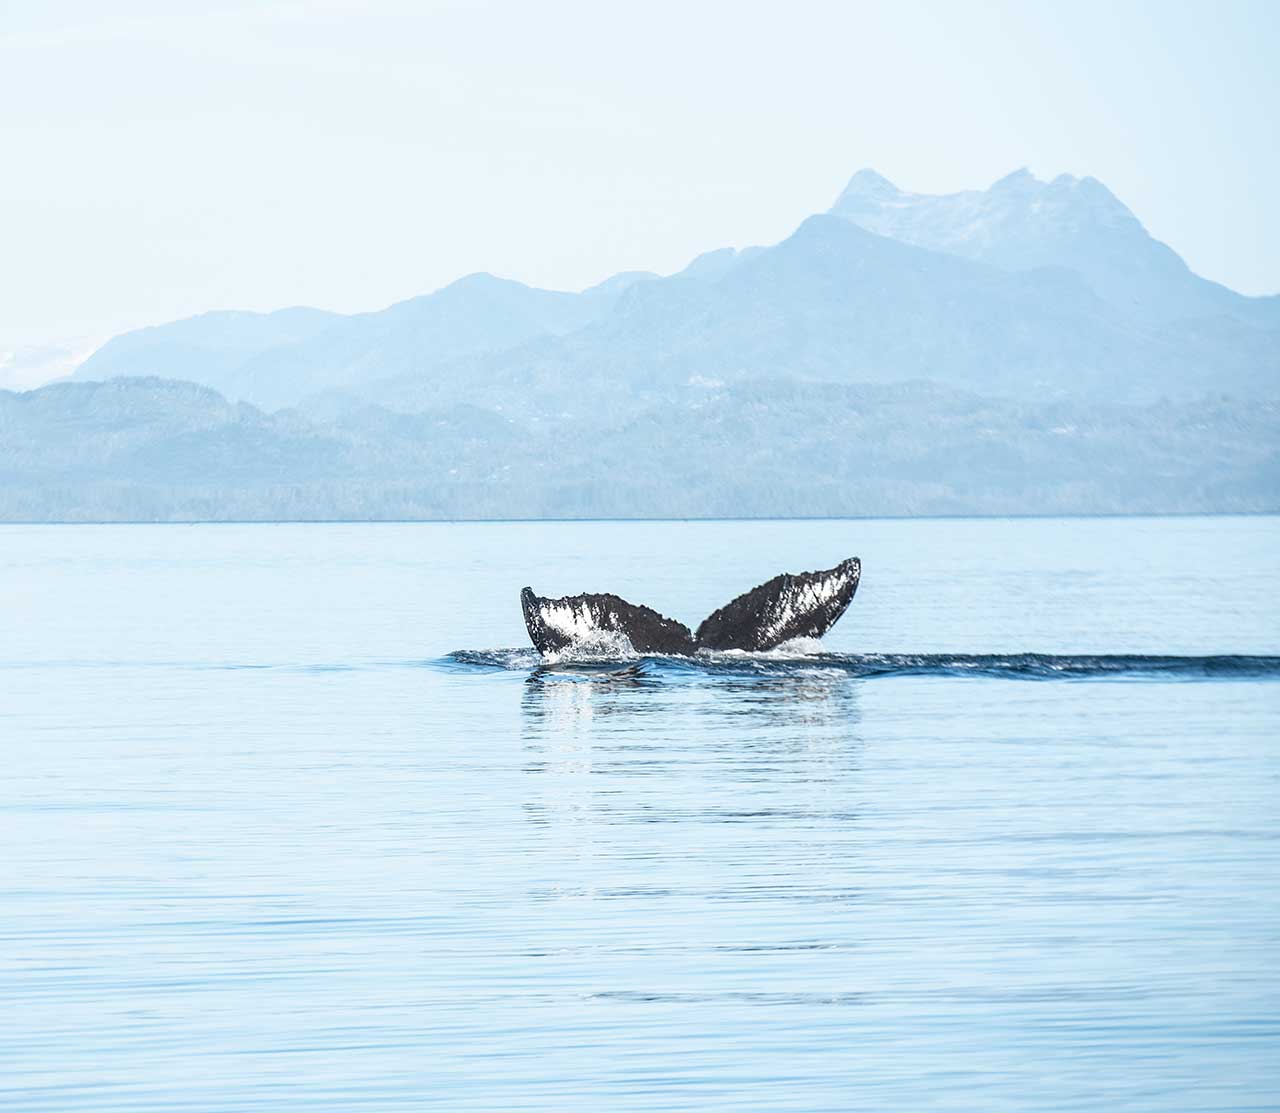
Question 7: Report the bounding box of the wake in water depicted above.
[444,648,1280,681]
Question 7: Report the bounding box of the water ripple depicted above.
[446,649,1280,681]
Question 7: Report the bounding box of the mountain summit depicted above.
[830,168,1279,327]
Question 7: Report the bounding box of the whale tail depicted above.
[521,558,861,657]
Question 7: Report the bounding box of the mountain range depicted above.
[5,168,1276,520]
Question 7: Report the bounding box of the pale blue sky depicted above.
[3,0,1277,349]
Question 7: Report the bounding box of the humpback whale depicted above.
[521,558,861,656]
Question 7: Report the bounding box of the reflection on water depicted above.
[519,665,864,839]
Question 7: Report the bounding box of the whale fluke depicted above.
[521,557,861,657]
[694,557,862,651]
[520,587,696,656]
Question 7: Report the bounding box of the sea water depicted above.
[2,516,1277,1110]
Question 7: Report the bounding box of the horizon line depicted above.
[0,510,1274,527]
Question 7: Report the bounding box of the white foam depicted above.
[535,600,638,661]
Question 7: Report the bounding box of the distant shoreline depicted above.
[1,511,1275,526]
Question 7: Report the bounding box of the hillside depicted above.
[3,377,1275,521]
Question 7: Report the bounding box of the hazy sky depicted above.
[3,0,1278,349]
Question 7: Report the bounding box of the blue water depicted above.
[2,516,1278,1111]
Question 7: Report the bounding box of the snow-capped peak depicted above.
[839,168,901,197]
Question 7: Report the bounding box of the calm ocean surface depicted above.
[2,516,1278,1111]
